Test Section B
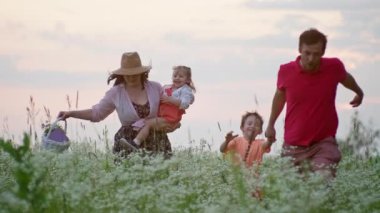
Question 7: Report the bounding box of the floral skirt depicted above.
[113,125,172,158]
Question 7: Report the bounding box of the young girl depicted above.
[220,111,272,200]
[123,65,195,150]
[220,111,272,167]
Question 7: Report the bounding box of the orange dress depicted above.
[224,137,270,167]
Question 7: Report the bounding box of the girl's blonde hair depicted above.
[173,65,196,92]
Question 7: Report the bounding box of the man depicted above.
[265,28,364,180]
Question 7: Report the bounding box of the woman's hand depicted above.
[160,95,180,106]
[164,122,181,133]
[56,109,93,121]
[57,111,71,120]
[160,95,172,103]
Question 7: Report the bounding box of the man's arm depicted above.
[265,89,286,143]
[340,72,364,107]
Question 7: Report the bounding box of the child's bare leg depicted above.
[134,118,169,145]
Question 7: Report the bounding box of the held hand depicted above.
[265,126,276,143]
[261,141,273,150]
[350,94,363,107]
[225,131,238,144]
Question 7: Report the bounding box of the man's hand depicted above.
[265,126,277,143]
[261,140,273,150]
[350,94,363,107]
[341,72,364,108]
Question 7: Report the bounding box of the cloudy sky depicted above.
[1,0,379,152]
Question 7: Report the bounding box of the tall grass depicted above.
[0,134,379,212]
[0,97,379,212]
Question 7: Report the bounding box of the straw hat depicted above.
[112,52,151,75]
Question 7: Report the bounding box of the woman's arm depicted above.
[161,95,181,107]
[58,86,117,122]
[58,109,93,120]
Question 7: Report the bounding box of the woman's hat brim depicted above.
[112,66,151,75]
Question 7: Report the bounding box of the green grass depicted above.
[0,135,379,213]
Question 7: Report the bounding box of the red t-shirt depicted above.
[277,56,347,146]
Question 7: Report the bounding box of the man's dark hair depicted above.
[299,28,328,54]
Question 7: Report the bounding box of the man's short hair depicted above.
[299,28,328,54]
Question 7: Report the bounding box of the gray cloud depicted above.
[0,55,104,88]
[161,32,283,76]
[356,62,380,96]
[244,0,380,46]
[39,21,112,53]
[245,0,380,10]
[338,10,380,41]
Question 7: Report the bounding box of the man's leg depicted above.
[310,137,342,181]
[281,144,319,175]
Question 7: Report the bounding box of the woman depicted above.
[58,52,173,157]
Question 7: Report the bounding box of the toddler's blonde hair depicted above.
[173,65,196,92]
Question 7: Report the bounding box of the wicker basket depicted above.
[42,119,70,152]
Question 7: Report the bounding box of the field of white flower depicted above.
[0,108,379,213]
[0,131,379,213]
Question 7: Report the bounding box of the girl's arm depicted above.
[177,86,194,109]
[220,131,238,153]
